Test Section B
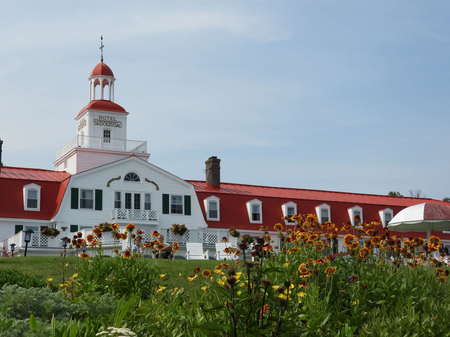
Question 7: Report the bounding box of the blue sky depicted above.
[1,1,449,199]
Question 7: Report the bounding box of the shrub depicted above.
[0,269,45,289]
[75,256,158,298]
[0,285,72,321]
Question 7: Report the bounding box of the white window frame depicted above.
[23,183,41,211]
[103,129,111,143]
[348,205,363,226]
[281,201,297,224]
[144,193,152,211]
[315,203,331,224]
[170,194,184,215]
[246,199,263,224]
[204,195,220,221]
[80,189,94,210]
[379,208,393,227]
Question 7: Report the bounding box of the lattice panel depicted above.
[202,231,218,248]
[166,230,190,246]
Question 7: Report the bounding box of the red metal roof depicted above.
[90,62,114,77]
[77,100,127,119]
[0,167,71,220]
[189,181,450,240]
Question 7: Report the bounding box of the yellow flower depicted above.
[64,263,69,268]
[71,273,79,279]
[201,286,209,292]
[283,263,289,267]
[46,278,54,283]
[289,283,295,289]
[272,285,280,290]
[217,280,225,286]
[351,300,358,305]
[156,286,167,293]
[187,275,198,282]
[214,269,223,275]
[239,281,247,288]
[237,290,242,296]
[235,272,242,279]
[297,291,306,298]
[159,274,167,279]
[277,293,287,300]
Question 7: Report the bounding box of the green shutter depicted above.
[15,225,23,234]
[71,188,79,209]
[162,194,169,214]
[184,195,191,215]
[70,225,78,233]
[95,189,103,210]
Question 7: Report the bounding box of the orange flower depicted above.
[202,269,212,277]
[125,223,136,232]
[86,234,94,242]
[359,247,370,259]
[344,234,358,248]
[324,266,337,276]
[123,249,132,258]
[171,242,180,251]
[274,223,284,232]
[79,253,89,259]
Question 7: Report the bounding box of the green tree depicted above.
[388,191,403,197]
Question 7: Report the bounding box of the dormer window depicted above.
[315,203,331,224]
[281,202,297,223]
[379,208,394,227]
[23,184,41,211]
[124,172,140,182]
[246,199,263,224]
[348,206,363,226]
[204,196,220,221]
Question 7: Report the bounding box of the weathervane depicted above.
[99,35,104,62]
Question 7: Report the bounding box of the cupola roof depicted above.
[90,62,114,77]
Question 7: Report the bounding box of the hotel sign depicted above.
[93,115,122,128]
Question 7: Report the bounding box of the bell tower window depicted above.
[103,129,111,143]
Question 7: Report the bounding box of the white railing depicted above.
[112,208,159,222]
[56,135,148,160]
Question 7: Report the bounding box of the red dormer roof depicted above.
[76,100,127,119]
[188,180,449,234]
[90,62,114,77]
[0,167,71,220]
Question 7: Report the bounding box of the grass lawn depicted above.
[0,256,221,288]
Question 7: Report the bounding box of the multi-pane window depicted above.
[208,200,218,219]
[114,192,121,208]
[27,189,39,209]
[287,206,296,223]
[80,189,94,209]
[384,212,392,225]
[353,210,362,225]
[251,204,261,222]
[134,194,141,210]
[144,193,151,210]
[103,129,111,143]
[125,193,132,209]
[320,208,330,223]
[171,195,183,214]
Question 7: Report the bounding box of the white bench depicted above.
[215,242,239,260]
[186,243,209,260]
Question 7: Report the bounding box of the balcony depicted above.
[112,208,159,224]
[56,135,148,160]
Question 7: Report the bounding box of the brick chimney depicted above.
[205,156,220,188]
[0,139,3,167]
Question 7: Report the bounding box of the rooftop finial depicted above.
[99,35,104,62]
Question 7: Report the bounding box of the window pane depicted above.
[144,193,151,210]
[251,204,261,221]
[208,200,218,219]
[80,189,93,209]
[321,208,330,222]
[134,194,141,210]
[171,195,183,214]
[26,189,38,209]
[114,192,121,208]
[103,129,111,143]
[125,193,132,209]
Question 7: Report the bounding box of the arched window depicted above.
[124,172,140,182]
